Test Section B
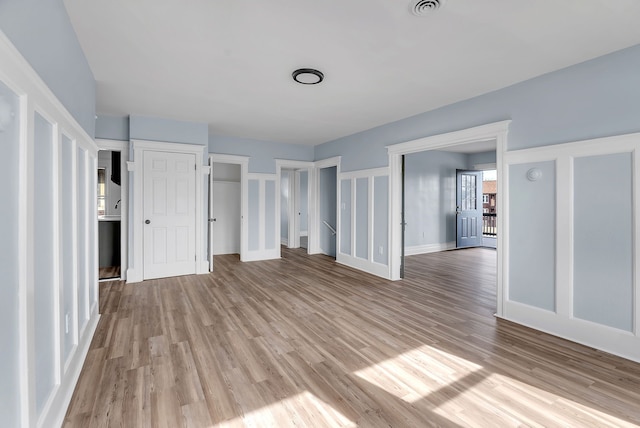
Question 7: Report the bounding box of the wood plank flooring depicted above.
[64,248,640,427]
[99,266,121,280]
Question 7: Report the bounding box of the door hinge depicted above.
[195,164,197,171]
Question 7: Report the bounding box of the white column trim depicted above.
[555,155,573,317]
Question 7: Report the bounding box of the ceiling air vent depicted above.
[410,0,446,16]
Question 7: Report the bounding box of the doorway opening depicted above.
[96,140,128,282]
[387,121,509,317]
[280,168,310,250]
[318,165,338,258]
[210,162,241,261]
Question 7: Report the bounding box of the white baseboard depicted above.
[243,248,280,262]
[126,268,142,283]
[281,237,288,246]
[336,253,390,279]
[213,248,241,256]
[41,306,100,428]
[405,241,456,256]
[502,300,640,363]
[197,261,209,275]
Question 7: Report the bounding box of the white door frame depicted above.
[209,153,249,263]
[387,121,510,317]
[96,139,129,281]
[276,160,315,256]
[127,140,207,283]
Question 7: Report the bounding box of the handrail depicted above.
[322,220,337,236]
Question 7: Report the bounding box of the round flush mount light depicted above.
[292,68,324,85]
[410,0,446,16]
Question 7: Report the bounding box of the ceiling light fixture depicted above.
[292,68,324,85]
[410,0,446,16]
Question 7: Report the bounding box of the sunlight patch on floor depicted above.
[354,344,636,427]
[354,344,484,404]
[213,391,356,428]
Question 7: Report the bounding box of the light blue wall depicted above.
[469,151,496,167]
[209,134,314,174]
[319,167,337,257]
[373,176,389,265]
[509,161,556,311]
[0,0,96,137]
[315,44,640,172]
[0,81,21,428]
[355,178,368,259]
[404,151,469,247]
[130,115,208,146]
[96,115,130,141]
[34,113,56,414]
[574,153,633,331]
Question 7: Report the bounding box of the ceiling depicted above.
[63,0,640,146]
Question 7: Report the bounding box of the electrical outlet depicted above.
[65,313,70,334]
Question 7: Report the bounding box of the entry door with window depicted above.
[456,169,483,248]
[143,150,197,279]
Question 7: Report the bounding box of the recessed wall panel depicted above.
[573,153,633,331]
[61,136,75,362]
[356,178,368,260]
[340,179,351,255]
[508,161,556,311]
[77,148,88,330]
[373,176,389,265]
[34,112,56,415]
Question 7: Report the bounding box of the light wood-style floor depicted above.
[64,248,640,427]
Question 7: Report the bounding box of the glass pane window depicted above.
[461,174,476,210]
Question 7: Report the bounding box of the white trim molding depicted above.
[0,29,100,428]
[128,140,207,283]
[502,131,640,363]
[337,166,391,279]
[245,173,280,262]
[405,242,456,256]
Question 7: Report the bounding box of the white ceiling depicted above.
[63,0,640,146]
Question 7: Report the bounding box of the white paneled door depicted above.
[143,150,197,279]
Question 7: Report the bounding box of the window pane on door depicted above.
[461,173,477,210]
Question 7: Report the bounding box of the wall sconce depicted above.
[527,168,542,181]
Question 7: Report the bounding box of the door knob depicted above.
[145,219,151,224]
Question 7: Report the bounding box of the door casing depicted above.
[128,140,207,283]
